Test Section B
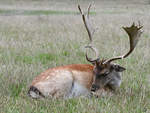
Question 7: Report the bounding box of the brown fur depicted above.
[29,64,97,98]
[31,64,94,86]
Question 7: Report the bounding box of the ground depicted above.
[0,0,150,113]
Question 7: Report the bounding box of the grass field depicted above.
[0,0,150,113]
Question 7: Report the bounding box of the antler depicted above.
[103,22,143,64]
[78,4,100,63]
[85,45,100,63]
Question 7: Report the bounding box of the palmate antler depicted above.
[103,22,143,64]
[78,4,143,65]
[78,4,100,63]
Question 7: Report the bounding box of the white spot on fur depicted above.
[46,76,50,80]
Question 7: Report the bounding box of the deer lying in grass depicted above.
[28,5,143,99]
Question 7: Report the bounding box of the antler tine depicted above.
[87,4,97,40]
[78,4,100,64]
[87,4,91,19]
[103,22,143,64]
[78,4,93,42]
[85,45,99,63]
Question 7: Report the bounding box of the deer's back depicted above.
[29,64,94,98]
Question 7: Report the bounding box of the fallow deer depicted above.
[28,5,143,99]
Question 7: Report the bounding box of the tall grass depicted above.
[0,1,150,113]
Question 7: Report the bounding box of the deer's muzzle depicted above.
[91,84,100,92]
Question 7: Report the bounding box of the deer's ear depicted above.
[112,64,126,72]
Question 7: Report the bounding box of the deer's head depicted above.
[78,5,143,92]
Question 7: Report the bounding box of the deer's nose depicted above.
[91,84,99,92]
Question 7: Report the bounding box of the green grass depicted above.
[15,53,59,64]
[1,94,150,113]
[0,9,96,16]
[0,1,150,113]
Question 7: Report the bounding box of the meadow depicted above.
[0,0,150,113]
